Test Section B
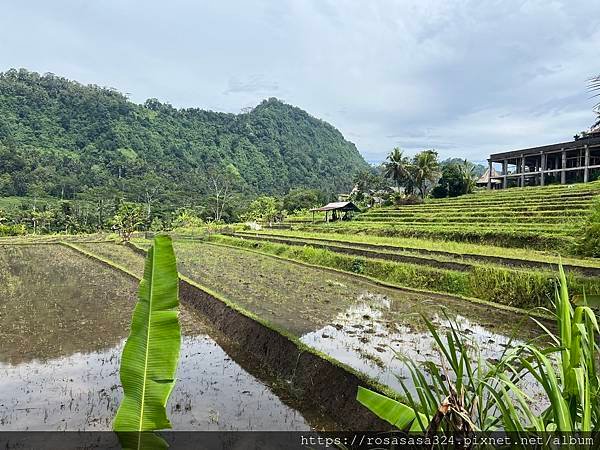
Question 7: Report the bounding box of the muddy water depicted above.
[169,241,547,397]
[299,293,543,398]
[76,242,548,402]
[0,245,323,431]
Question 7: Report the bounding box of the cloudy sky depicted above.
[1,0,598,163]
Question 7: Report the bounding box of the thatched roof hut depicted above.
[476,168,502,187]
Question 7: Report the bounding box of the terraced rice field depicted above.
[0,244,333,431]
[75,240,548,396]
[200,233,600,309]
[293,182,600,250]
[225,184,600,310]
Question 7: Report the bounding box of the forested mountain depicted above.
[0,69,367,209]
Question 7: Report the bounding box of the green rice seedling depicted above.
[357,266,599,444]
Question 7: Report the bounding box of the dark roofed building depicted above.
[310,201,360,222]
[485,129,600,189]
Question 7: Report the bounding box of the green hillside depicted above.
[0,69,367,203]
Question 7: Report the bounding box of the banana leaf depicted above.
[113,235,181,432]
[356,386,428,431]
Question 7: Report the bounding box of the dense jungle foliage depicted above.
[0,69,367,230]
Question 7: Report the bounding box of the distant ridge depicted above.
[0,68,368,203]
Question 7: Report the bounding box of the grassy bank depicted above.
[206,234,600,309]
[238,229,600,269]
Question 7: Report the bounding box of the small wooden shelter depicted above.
[309,201,360,223]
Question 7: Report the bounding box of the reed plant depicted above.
[357,266,599,445]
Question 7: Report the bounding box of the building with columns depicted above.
[487,129,600,189]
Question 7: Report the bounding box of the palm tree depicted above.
[590,74,600,130]
[411,150,441,199]
[457,159,476,194]
[383,147,410,191]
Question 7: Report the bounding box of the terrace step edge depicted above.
[232,232,600,277]
[197,237,553,322]
[61,240,395,431]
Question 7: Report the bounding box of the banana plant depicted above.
[357,386,428,431]
[113,235,181,446]
[357,265,600,442]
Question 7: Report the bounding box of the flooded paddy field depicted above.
[0,244,333,431]
[77,241,548,395]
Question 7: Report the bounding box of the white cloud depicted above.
[0,0,598,162]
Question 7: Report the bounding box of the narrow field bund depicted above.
[295,223,572,250]
[230,231,600,277]
[363,208,590,215]
[61,241,394,431]
[363,203,592,213]
[393,196,596,208]
[364,200,594,212]
[207,234,600,309]
[230,233,473,272]
[306,222,574,235]
[354,217,581,225]
[235,229,600,269]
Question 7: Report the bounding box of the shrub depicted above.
[0,223,26,236]
[357,266,600,436]
[351,258,365,274]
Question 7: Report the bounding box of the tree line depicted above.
[0,69,368,234]
[350,148,485,208]
[0,186,328,236]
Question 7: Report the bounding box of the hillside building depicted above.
[486,129,600,189]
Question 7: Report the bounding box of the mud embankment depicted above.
[74,241,393,431]
[232,232,600,277]
[230,233,471,272]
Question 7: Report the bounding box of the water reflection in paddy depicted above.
[300,291,547,405]
[78,241,549,401]
[0,334,310,430]
[0,244,325,431]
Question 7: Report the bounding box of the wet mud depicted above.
[0,244,334,431]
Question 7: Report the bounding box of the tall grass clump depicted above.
[208,234,600,309]
[575,199,600,257]
[358,266,599,443]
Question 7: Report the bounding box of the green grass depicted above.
[235,229,600,269]
[288,182,600,251]
[230,231,600,282]
[90,239,540,338]
[207,234,600,309]
[294,222,572,250]
[357,266,600,438]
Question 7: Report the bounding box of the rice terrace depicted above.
[1,3,600,449]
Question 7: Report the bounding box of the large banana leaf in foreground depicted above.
[113,235,181,432]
